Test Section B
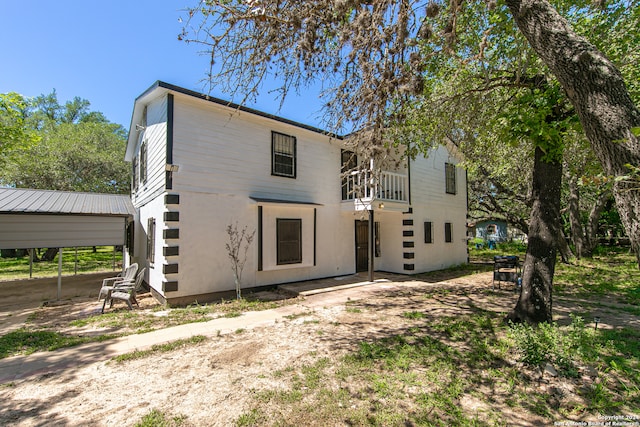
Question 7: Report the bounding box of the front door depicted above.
[355,220,368,272]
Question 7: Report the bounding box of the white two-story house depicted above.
[125,81,467,305]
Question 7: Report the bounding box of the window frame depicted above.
[445,162,457,195]
[271,131,297,178]
[445,222,453,243]
[424,221,433,244]
[276,218,302,265]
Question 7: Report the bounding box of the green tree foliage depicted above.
[0,92,39,163]
[184,0,640,271]
[0,90,129,194]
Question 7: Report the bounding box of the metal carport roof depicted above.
[0,188,134,250]
[0,188,134,217]
[0,188,135,300]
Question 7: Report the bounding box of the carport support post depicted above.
[57,248,63,300]
[29,249,33,278]
[368,209,375,282]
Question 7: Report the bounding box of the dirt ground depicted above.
[0,270,636,426]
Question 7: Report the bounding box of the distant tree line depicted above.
[0,90,130,194]
[0,90,130,260]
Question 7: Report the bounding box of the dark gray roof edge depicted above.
[0,211,132,218]
[151,81,344,140]
[0,188,135,217]
[249,196,323,206]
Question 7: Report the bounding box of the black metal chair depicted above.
[492,256,521,290]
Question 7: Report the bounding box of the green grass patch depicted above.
[402,310,425,319]
[0,246,121,281]
[0,328,114,358]
[135,409,187,427]
[4,294,294,360]
[223,311,242,318]
[468,240,527,260]
[239,280,639,426]
[112,335,207,363]
[236,408,265,426]
[554,250,640,305]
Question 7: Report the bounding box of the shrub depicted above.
[507,315,588,376]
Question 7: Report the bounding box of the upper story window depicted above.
[140,141,147,185]
[272,131,296,178]
[445,162,457,195]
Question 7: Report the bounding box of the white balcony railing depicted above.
[342,170,408,202]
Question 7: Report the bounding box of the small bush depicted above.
[402,310,425,319]
[135,409,186,427]
[507,315,588,376]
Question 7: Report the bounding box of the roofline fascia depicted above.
[155,81,343,139]
[126,80,344,162]
[0,211,133,218]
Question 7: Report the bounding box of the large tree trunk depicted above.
[40,248,59,262]
[556,229,574,264]
[584,189,612,256]
[506,147,562,324]
[567,176,585,258]
[505,0,640,267]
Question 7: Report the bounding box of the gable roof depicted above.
[0,188,135,217]
[126,81,341,161]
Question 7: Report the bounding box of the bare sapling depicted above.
[225,222,256,299]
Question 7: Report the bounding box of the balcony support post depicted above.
[368,209,375,282]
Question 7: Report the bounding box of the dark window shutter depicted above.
[424,222,433,244]
[445,222,453,243]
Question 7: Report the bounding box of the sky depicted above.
[0,0,326,130]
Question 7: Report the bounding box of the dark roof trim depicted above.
[0,211,130,218]
[144,81,343,139]
[249,196,323,206]
[0,188,135,218]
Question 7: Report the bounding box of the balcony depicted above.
[342,170,408,211]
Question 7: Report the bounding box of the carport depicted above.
[0,188,135,299]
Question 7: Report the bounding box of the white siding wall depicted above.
[171,96,341,202]
[132,96,168,208]
[410,146,468,271]
[165,190,354,299]
[135,196,167,296]
[163,94,355,298]
[127,88,468,300]
[372,210,405,272]
[128,95,169,295]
